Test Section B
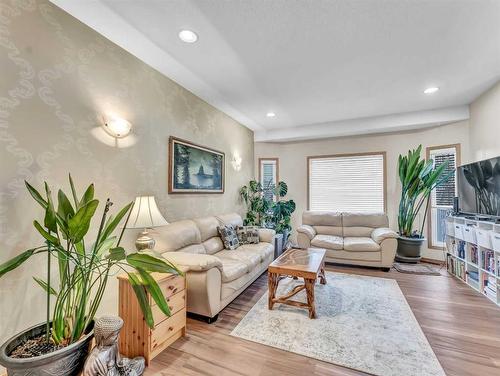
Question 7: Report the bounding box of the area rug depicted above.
[393,262,442,275]
[230,272,444,376]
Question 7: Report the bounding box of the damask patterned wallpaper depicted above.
[0,0,254,343]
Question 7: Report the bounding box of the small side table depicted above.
[118,270,187,365]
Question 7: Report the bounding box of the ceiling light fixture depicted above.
[178,30,198,43]
[424,87,439,94]
[266,112,276,118]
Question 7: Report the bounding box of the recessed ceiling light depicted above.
[266,112,276,118]
[178,29,198,43]
[424,87,439,94]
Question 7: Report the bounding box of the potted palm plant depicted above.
[268,181,296,245]
[0,175,181,375]
[396,145,451,262]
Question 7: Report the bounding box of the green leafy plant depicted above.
[239,180,295,239]
[239,180,271,226]
[268,182,296,238]
[0,175,181,346]
[397,145,451,238]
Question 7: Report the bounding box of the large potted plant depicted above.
[0,176,181,375]
[396,145,450,262]
[239,180,271,226]
[268,181,296,245]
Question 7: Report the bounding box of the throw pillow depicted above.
[217,224,240,250]
[236,226,260,245]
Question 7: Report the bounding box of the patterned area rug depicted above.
[393,262,442,275]
[230,272,444,376]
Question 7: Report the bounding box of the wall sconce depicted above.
[232,153,242,171]
[103,115,132,138]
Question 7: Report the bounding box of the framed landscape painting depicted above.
[168,136,225,194]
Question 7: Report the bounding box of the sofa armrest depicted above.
[161,251,222,272]
[258,228,276,244]
[371,227,398,244]
[297,225,316,240]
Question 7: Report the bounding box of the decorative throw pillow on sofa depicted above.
[217,224,240,250]
[236,226,260,245]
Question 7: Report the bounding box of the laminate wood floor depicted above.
[145,264,500,376]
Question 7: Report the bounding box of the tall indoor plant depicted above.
[396,145,450,262]
[239,180,271,226]
[268,181,296,243]
[0,175,181,375]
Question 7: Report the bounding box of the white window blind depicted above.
[428,146,458,247]
[309,154,385,212]
[260,159,278,201]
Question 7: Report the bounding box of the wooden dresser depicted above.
[118,271,186,365]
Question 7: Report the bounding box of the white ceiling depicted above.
[52,0,500,142]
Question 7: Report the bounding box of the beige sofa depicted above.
[155,213,274,322]
[297,211,398,270]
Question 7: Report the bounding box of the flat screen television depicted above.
[457,156,500,218]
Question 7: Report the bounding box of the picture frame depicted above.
[168,136,225,194]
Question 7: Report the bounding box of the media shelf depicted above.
[445,216,500,306]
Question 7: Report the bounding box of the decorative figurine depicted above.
[83,315,145,376]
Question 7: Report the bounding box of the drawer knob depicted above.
[168,326,174,332]
[168,286,178,293]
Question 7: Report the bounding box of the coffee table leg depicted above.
[319,262,327,285]
[304,278,316,319]
[268,272,278,310]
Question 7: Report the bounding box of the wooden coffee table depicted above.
[268,248,326,318]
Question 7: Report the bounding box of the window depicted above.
[308,152,386,212]
[427,144,460,249]
[259,158,279,201]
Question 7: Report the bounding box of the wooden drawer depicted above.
[151,308,186,352]
[153,275,185,303]
[152,290,186,325]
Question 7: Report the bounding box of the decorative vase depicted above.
[0,322,93,376]
[395,236,426,263]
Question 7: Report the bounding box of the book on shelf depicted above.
[468,270,479,282]
[457,241,466,259]
[469,245,478,264]
[481,250,495,273]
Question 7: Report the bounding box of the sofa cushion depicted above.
[324,249,382,262]
[193,216,220,242]
[342,212,389,237]
[216,213,244,228]
[313,225,343,237]
[202,236,224,255]
[177,244,207,254]
[217,257,248,282]
[238,242,274,261]
[236,226,260,244]
[303,211,342,227]
[218,224,240,250]
[216,249,261,269]
[343,237,381,252]
[311,234,343,250]
[155,219,202,252]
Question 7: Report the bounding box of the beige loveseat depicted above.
[155,213,274,321]
[297,211,398,270]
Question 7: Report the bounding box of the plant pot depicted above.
[395,236,426,263]
[0,322,93,376]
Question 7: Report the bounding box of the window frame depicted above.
[426,143,461,250]
[258,157,279,201]
[306,151,387,213]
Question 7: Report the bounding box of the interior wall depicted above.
[255,121,470,261]
[0,1,253,344]
[469,81,500,162]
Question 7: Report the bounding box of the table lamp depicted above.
[128,196,168,251]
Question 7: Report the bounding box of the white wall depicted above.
[255,121,470,261]
[469,81,500,162]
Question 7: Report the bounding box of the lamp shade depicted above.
[128,196,168,229]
